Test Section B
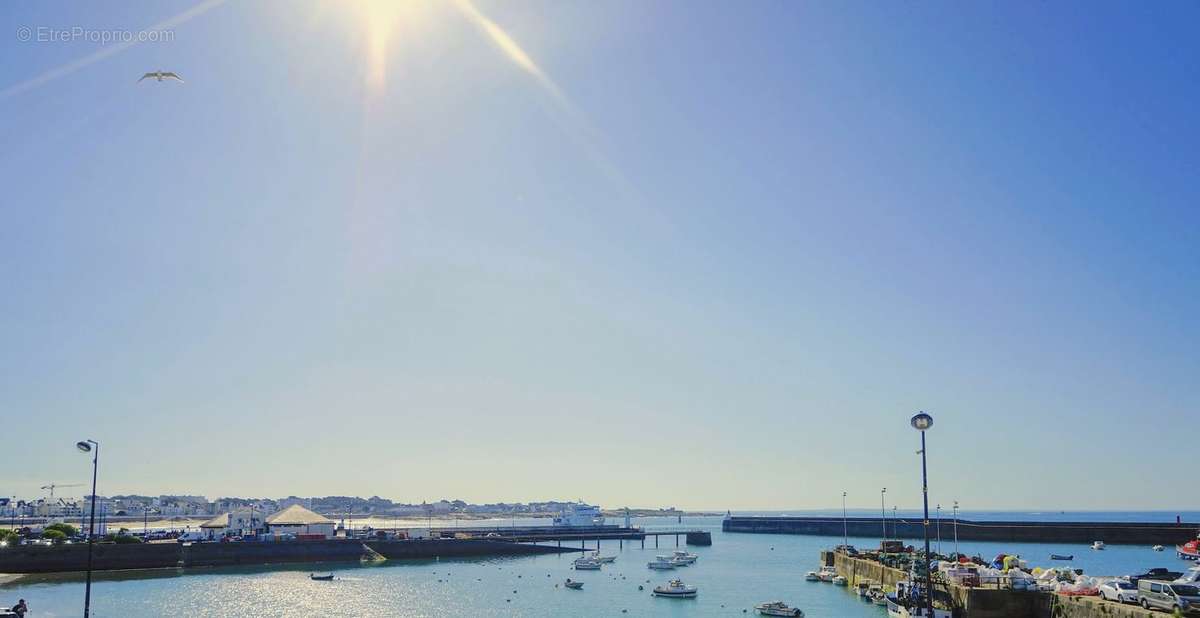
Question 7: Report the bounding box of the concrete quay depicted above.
[728,516,1199,545]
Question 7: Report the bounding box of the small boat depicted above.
[573,557,602,570]
[804,571,820,581]
[869,586,888,606]
[833,575,849,586]
[1152,545,1164,552]
[855,581,872,597]
[817,566,837,582]
[647,558,677,570]
[1050,554,1073,561]
[652,579,698,598]
[754,601,804,616]
[590,551,616,563]
[309,573,334,581]
[564,578,584,590]
[1177,537,1199,561]
[672,550,698,564]
[1091,541,1106,550]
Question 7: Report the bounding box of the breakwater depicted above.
[726,516,1199,545]
[0,539,576,574]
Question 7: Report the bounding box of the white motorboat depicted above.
[647,557,677,570]
[804,571,820,581]
[672,550,699,564]
[754,601,804,616]
[833,575,848,586]
[1091,541,1106,550]
[564,578,584,589]
[652,579,698,598]
[869,586,888,605]
[1153,545,1165,552]
[573,557,602,570]
[817,566,837,582]
[590,551,616,563]
[855,581,872,597]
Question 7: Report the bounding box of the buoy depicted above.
[638,585,644,591]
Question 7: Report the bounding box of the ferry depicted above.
[553,503,605,527]
[652,579,698,598]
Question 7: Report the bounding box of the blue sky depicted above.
[1,0,1197,511]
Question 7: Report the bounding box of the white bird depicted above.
[138,70,184,83]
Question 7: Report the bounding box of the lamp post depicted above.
[953,501,959,557]
[880,488,887,541]
[76,440,99,618]
[842,492,848,549]
[911,412,934,617]
[936,504,942,555]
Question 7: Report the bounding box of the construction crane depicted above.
[40,483,83,500]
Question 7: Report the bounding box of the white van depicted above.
[1138,579,1200,614]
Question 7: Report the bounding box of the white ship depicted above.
[553,503,605,527]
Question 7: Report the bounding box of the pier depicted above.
[428,525,712,548]
[725,515,1199,545]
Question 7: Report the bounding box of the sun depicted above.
[318,0,437,92]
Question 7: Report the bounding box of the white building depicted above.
[199,510,260,540]
[265,504,335,539]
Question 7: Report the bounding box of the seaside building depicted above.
[199,510,261,539]
[265,504,335,539]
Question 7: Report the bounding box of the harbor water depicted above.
[3,514,1196,617]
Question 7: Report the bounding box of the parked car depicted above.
[1099,579,1137,603]
[1138,579,1200,614]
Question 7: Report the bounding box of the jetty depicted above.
[428,525,712,548]
[725,515,1198,545]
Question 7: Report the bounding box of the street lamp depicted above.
[76,439,99,618]
[880,488,887,541]
[841,492,848,550]
[936,504,942,555]
[953,501,959,557]
[910,412,934,617]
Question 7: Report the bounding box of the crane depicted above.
[41,483,83,500]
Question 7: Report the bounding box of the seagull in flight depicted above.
[138,70,184,83]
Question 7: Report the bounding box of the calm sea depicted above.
[3,513,1196,617]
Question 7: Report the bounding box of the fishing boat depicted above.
[309,573,334,581]
[652,579,698,598]
[1178,536,1200,561]
[564,578,584,590]
[754,601,804,616]
[647,557,677,570]
[817,566,838,582]
[855,581,872,597]
[672,550,699,564]
[573,557,602,570]
[885,580,952,618]
[869,586,888,606]
[804,571,820,581]
[590,551,616,563]
[833,575,848,586]
[1049,554,1073,561]
[1091,541,1106,550]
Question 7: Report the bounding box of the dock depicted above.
[725,515,1198,545]
[427,525,712,548]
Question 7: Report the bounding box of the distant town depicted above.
[0,494,697,523]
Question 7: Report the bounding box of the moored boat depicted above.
[1050,554,1073,561]
[855,581,872,597]
[573,557,602,570]
[652,579,698,598]
[590,551,616,563]
[1091,541,1106,550]
[869,585,888,606]
[804,571,820,581]
[309,573,334,581]
[1178,536,1200,561]
[564,578,584,589]
[833,575,848,586]
[672,550,699,564]
[754,600,804,616]
[817,566,837,582]
[647,557,676,570]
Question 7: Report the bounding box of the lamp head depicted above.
[910,412,933,431]
[76,441,92,453]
